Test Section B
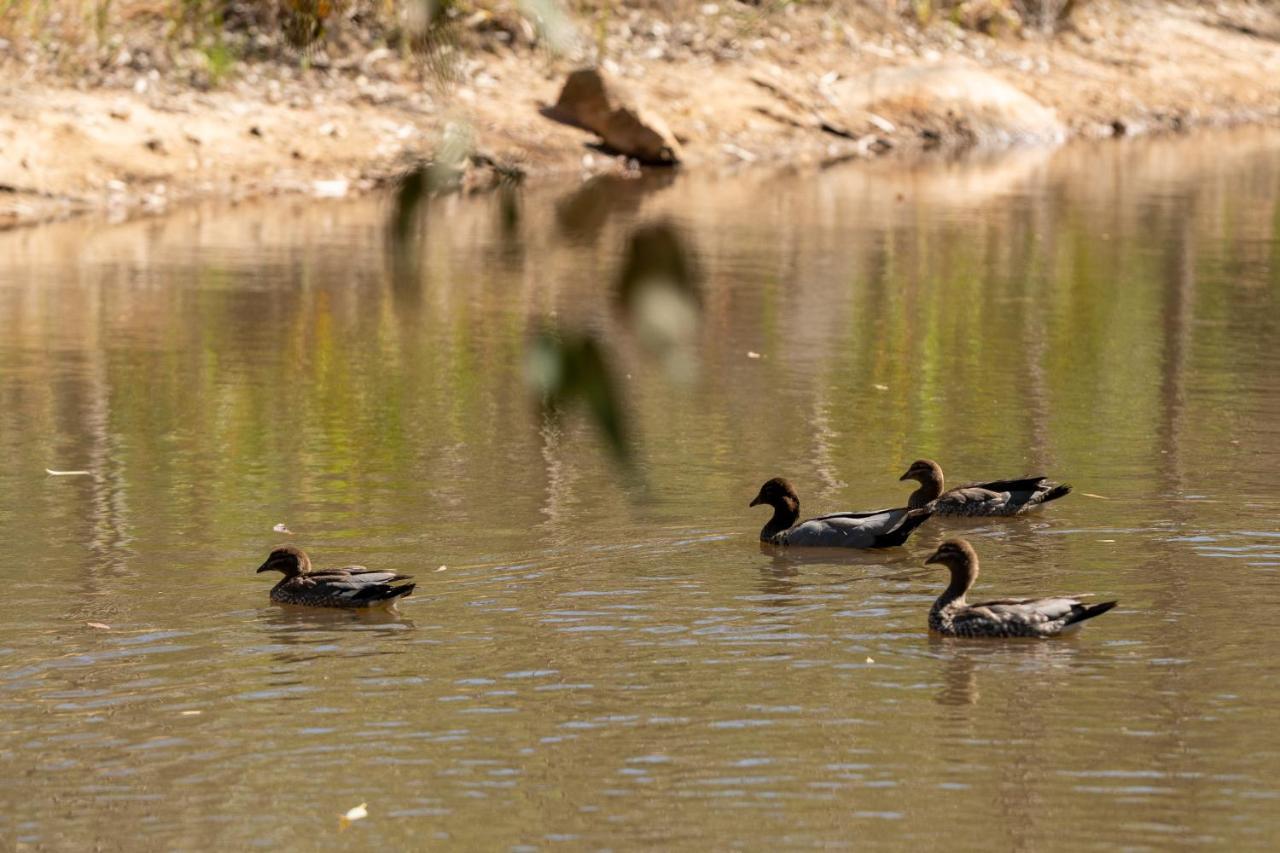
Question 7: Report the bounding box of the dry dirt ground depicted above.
[2,0,1279,229]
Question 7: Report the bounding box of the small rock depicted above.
[832,65,1064,149]
[866,112,896,133]
[312,179,349,198]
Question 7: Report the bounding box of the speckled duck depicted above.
[750,477,932,548]
[256,545,415,608]
[900,459,1070,516]
[925,539,1116,638]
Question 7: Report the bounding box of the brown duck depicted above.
[900,459,1070,516]
[256,545,415,608]
[750,477,932,548]
[925,539,1116,638]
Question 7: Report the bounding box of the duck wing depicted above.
[944,476,1071,514]
[778,506,931,548]
[299,566,416,605]
[935,486,1009,515]
[956,596,1116,635]
[311,566,414,583]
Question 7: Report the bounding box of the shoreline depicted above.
[3,0,1279,231]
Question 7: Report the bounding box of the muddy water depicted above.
[1,129,1278,850]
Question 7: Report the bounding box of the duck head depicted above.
[924,538,979,593]
[899,458,943,484]
[750,477,801,541]
[749,477,799,513]
[256,545,311,578]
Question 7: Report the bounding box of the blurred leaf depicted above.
[616,222,702,379]
[616,222,701,315]
[515,0,581,54]
[526,328,629,461]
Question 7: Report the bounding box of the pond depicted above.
[1,128,1278,849]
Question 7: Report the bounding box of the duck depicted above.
[899,458,1070,516]
[749,477,932,548]
[924,539,1116,638]
[255,545,415,608]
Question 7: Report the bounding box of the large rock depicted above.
[830,64,1064,148]
[543,68,681,166]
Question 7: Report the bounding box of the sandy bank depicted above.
[2,0,1279,229]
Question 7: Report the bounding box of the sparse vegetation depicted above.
[0,0,1093,82]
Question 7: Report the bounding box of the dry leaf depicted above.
[47,469,92,476]
[865,657,875,664]
[180,710,202,716]
[86,622,111,630]
[436,565,448,572]
[746,351,762,359]
[872,384,889,391]
[273,523,293,534]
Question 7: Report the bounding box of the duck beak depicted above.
[255,560,272,574]
[749,495,763,508]
[898,468,914,481]
[924,550,942,566]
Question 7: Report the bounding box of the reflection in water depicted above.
[929,635,1081,708]
[554,171,677,244]
[0,127,1279,849]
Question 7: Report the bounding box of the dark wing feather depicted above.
[303,566,416,605]
[813,507,901,521]
[967,476,1048,493]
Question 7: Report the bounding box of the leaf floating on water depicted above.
[865,657,875,664]
[86,622,111,631]
[273,523,293,534]
[1098,539,1116,543]
[1081,492,1110,500]
[746,351,762,359]
[47,468,92,476]
[180,710,202,716]
[436,565,448,572]
[339,803,368,830]
[872,384,889,391]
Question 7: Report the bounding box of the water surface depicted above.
[1,129,1279,849]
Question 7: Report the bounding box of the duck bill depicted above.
[255,561,273,573]
[748,496,762,508]
[923,552,943,566]
[898,469,915,481]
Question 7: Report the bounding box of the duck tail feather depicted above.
[388,583,415,600]
[353,583,416,602]
[1039,483,1072,504]
[1065,600,1117,626]
[872,507,933,548]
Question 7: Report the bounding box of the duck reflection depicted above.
[929,635,1079,708]
[258,604,415,664]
